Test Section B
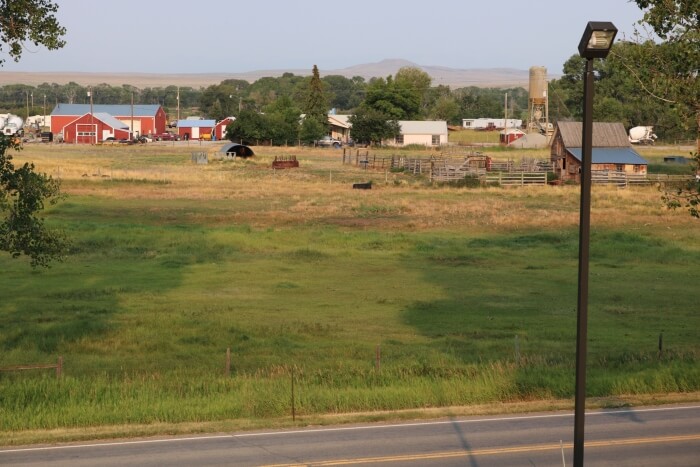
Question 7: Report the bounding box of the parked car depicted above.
[315,136,342,148]
[153,132,180,141]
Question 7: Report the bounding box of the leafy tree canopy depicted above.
[0,0,66,66]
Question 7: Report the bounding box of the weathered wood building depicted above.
[550,122,648,183]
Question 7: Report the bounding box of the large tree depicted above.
[0,0,66,66]
[0,0,67,266]
[630,0,700,216]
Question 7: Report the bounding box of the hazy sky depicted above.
[3,0,646,75]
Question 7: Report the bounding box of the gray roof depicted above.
[567,147,648,165]
[92,112,129,129]
[399,120,448,135]
[177,119,216,128]
[52,103,162,117]
[556,122,630,148]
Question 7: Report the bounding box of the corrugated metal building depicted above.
[62,112,130,144]
[51,104,167,138]
[177,119,216,140]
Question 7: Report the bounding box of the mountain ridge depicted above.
[0,59,558,89]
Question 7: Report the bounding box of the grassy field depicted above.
[0,141,698,443]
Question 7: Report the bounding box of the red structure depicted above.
[62,113,130,144]
[214,117,235,141]
[51,104,167,138]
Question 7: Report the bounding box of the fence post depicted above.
[291,366,296,421]
[56,356,63,378]
[225,347,231,377]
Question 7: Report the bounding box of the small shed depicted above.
[550,122,648,183]
[177,119,216,140]
[62,112,130,144]
[500,128,525,144]
[219,143,254,158]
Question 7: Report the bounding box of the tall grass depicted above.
[0,143,697,435]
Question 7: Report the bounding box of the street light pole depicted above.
[574,21,617,467]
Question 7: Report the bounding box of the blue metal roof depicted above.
[177,119,216,128]
[567,147,648,165]
[52,104,161,117]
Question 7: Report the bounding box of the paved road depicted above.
[1,405,698,466]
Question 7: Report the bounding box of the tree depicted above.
[0,137,66,266]
[0,0,67,267]
[298,65,328,143]
[348,107,400,146]
[0,0,66,66]
[630,0,700,215]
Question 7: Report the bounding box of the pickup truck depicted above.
[153,132,180,141]
[315,136,342,148]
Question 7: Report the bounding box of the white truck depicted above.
[0,113,25,137]
[628,126,657,145]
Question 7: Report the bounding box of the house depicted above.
[177,119,216,140]
[61,112,130,144]
[462,118,522,130]
[51,104,167,138]
[329,114,351,143]
[550,122,648,183]
[389,121,448,147]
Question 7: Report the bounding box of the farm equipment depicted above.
[628,126,657,145]
[0,113,24,137]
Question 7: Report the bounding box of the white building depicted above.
[386,120,448,147]
[462,118,522,130]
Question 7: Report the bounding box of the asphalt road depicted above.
[1,405,698,466]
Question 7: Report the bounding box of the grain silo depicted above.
[527,66,551,136]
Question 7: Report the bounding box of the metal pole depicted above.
[573,57,595,467]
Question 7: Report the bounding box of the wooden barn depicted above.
[550,122,648,183]
[62,112,130,144]
[51,104,167,138]
[177,119,216,140]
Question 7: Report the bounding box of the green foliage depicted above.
[302,65,329,126]
[348,107,400,145]
[0,0,66,66]
[225,109,268,144]
[0,135,67,267]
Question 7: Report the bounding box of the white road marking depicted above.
[1,405,698,453]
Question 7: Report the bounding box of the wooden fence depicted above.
[481,172,548,186]
[0,356,63,378]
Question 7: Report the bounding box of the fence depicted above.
[481,172,548,186]
[0,356,63,378]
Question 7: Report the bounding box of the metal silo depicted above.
[527,66,551,136]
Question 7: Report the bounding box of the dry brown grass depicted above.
[12,142,696,235]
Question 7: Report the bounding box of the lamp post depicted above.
[574,21,617,467]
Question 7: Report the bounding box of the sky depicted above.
[2,0,647,76]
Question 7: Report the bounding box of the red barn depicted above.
[214,117,235,141]
[176,119,216,140]
[62,112,130,144]
[51,104,167,138]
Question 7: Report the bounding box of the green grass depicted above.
[0,147,698,436]
[1,203,698,431]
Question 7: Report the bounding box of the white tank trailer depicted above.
[628,126,657,145]
[0,113,25,136]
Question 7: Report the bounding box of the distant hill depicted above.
[0,59,558,89]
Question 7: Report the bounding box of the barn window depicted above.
[431,135,440,145]
[616,164,624,172]
[633,164,641,172]
[395,134,404,145]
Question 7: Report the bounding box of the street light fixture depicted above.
[573,21,617,467]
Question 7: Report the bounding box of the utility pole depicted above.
[177,87,180,123]
[88,86,94,144]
